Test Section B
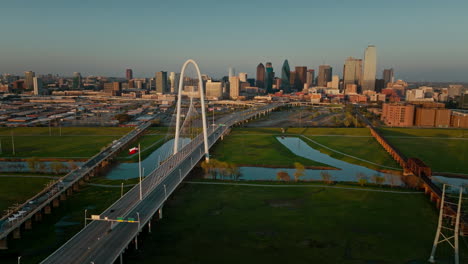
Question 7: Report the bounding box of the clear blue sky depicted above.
[1,0,467,81]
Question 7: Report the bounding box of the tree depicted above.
[50,162,66,175]
[276,171,291,181]
[293,162,305,182]
[405,174,422,189]
[68,161,78,171]
[26,157,39,173]
[356,172,367,186]
[320,171,333,184]
[114,114,131,124]
[371,174,385,186]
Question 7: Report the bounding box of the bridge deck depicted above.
[41,105,277,263]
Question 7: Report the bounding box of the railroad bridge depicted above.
[356,110,467,235]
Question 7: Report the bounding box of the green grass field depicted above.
[124,182,463,264]
[0,127,133,136]
[380,128,468,174]
[304,136,401,170]
[210,132,331,168]
[0,127,136,158]
[0,177,52,213]
[380,127,468,138]
[211,128,395,170]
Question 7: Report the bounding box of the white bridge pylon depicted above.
[173,59,210,162]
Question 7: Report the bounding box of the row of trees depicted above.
[26,158,78,174]
[275,168,402,187]
[201,159,241,180]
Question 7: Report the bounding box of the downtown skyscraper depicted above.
[256,63,265,88]
[24,71,35,90]
[280,60,291,93]
[265,62,274,93]
[294,66,307,91]
[126,69,133,80]
[362,45,377,92]
[383,68,394,87]
[156,71,168,94]
[343,57,362,90]
[317,65,332,87]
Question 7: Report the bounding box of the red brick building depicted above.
[381,103,415,127]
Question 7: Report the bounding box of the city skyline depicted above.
[1,0,468,81]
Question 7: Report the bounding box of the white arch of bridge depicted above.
[173,59,209,162]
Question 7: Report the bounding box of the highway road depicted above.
[0,121,153,241]
[41,104,278,264]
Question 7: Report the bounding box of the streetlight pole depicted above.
[11,131,15,156]
[138,143,142,201]
[137,212,140,230]
[18,256,21,264]
[84,209,87,227]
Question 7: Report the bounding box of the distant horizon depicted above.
[1,0,467,82]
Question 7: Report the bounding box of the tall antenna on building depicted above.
[428,184,463,264]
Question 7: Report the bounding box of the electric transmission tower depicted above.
[429,184,464,264]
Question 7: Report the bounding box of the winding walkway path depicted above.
[184,181,424,194]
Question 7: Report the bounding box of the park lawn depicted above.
[210,134,331,168]
[302,127,371,136]
[380,127,468,138]
[378,127,468,174]
[303,135,401,170]
[0,135,122,158]
[0,127,133,136]
[384,137,468,174]
[125,182,453,264]
[229,127,371,136]
[0,184,129,264]
[0,177,51,213]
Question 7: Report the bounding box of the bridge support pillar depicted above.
[25,219,32,230]
[35,212,42,221]
[0,238,7,249]
[120,253,123,264]
[134,236,138,250]
[45,205,51,214]
[79,179,85,186]
[67,188,73,196]
[53,198,60,208]
[60,193,67,201]
[158,207,163,220]
[84,175,90,181]
[73,184,79,192]
[13,228,21,239]
[148,218,152,233]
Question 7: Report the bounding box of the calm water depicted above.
[9,134,458,190]
[224,137,404,185]
[105,138,190,180]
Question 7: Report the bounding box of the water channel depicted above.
[103,136,468,190]
[105,138,191,180]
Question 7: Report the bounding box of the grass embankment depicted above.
[124,182,455,264]
[0,127,134,159]
[211,131,331,168]
[303,136,401,171]
[211,127,398,170]
[0,183,130,264]
[380,128,468,174]
[0,177,52,213]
